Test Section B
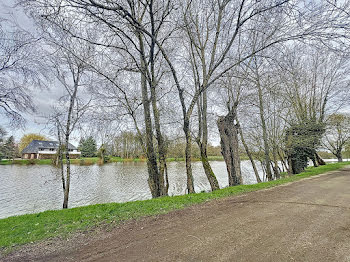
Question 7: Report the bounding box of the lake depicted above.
[0,160,265,219]
[0,159,342,219]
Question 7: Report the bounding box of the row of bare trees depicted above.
[1,0,349,208]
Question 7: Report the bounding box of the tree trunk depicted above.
[310,153,319,167]
[277,149,287,172]
[62,74,79,209]
[57,123,65,193]
[199,142,220,191]
[237,121,262,183]
[197,90,220,191]
[336,150,343,162]
[63,158,70,209]
[287,156,293,175]
[217,107,242,186]
[149,10,168,196]
[184,120,195,194]
[315,152,326,166]
[138,33,162,198]
[337,156,343,162]
[257,81,273,181]
[271,146,280,179]
[288,152,308,174]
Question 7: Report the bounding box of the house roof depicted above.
[21,140,77,154]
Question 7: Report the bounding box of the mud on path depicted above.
[3,168,350,262]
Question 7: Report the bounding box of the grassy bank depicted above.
[0,156,225,166]
[1,161,349,252]
[0,157,131,166]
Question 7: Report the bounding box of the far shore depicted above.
[0,156,226,166]
[0,156,348,166]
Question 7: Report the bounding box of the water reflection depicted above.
[0,160,281,218]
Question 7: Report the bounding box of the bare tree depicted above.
[45,27,94,208]
[20,0,350,190]
[0,19,45,126]
[278,45,350,172]
[179,0,350,186]
[215,68,263,184]
[323,113,350,162]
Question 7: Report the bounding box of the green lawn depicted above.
[0,159,54,165]
[0,156,226,166]
[0,161,349,252]
[0,157,135,165]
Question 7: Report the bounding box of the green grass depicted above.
[0,157,133,166]
[167,156,225,161]
[0,159,53,165]
[0,161,349,252]
[0,156,226,166]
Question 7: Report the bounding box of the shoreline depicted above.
[0,156,226,166]
[1,156,347,166]
[1,161,349,252]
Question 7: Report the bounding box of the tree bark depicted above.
[257,80,273,181]
[271,146,280,179]
[149,4,168,196]
[237,120,262,183]
[287,156,293,175]
[217,107,242,186]
[139,34,161,198]
[184,119,195,194]
[57,121,65,191]
[197,90,220,191]
[62,75,79,209]
[315,152,326,166]
[198,142,220,191]
[336,149,343,162]
[310,153,319,167]
[278,150,288,173]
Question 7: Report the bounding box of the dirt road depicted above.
[4,168,350,262]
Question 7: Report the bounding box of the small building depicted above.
[21,140,81,159]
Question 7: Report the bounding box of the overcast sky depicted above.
[0,0,68,143]
[1,0,349,146]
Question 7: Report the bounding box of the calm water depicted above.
[0,159,341,219]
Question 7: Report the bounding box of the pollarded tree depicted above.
[323,114,350,162]
[182,0,350,187]
[285,121,325,174]
[278,45,350,171]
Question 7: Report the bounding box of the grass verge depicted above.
[0,156,226,166]
[0,161,349,252]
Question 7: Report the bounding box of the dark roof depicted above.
[21,140,77,154]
